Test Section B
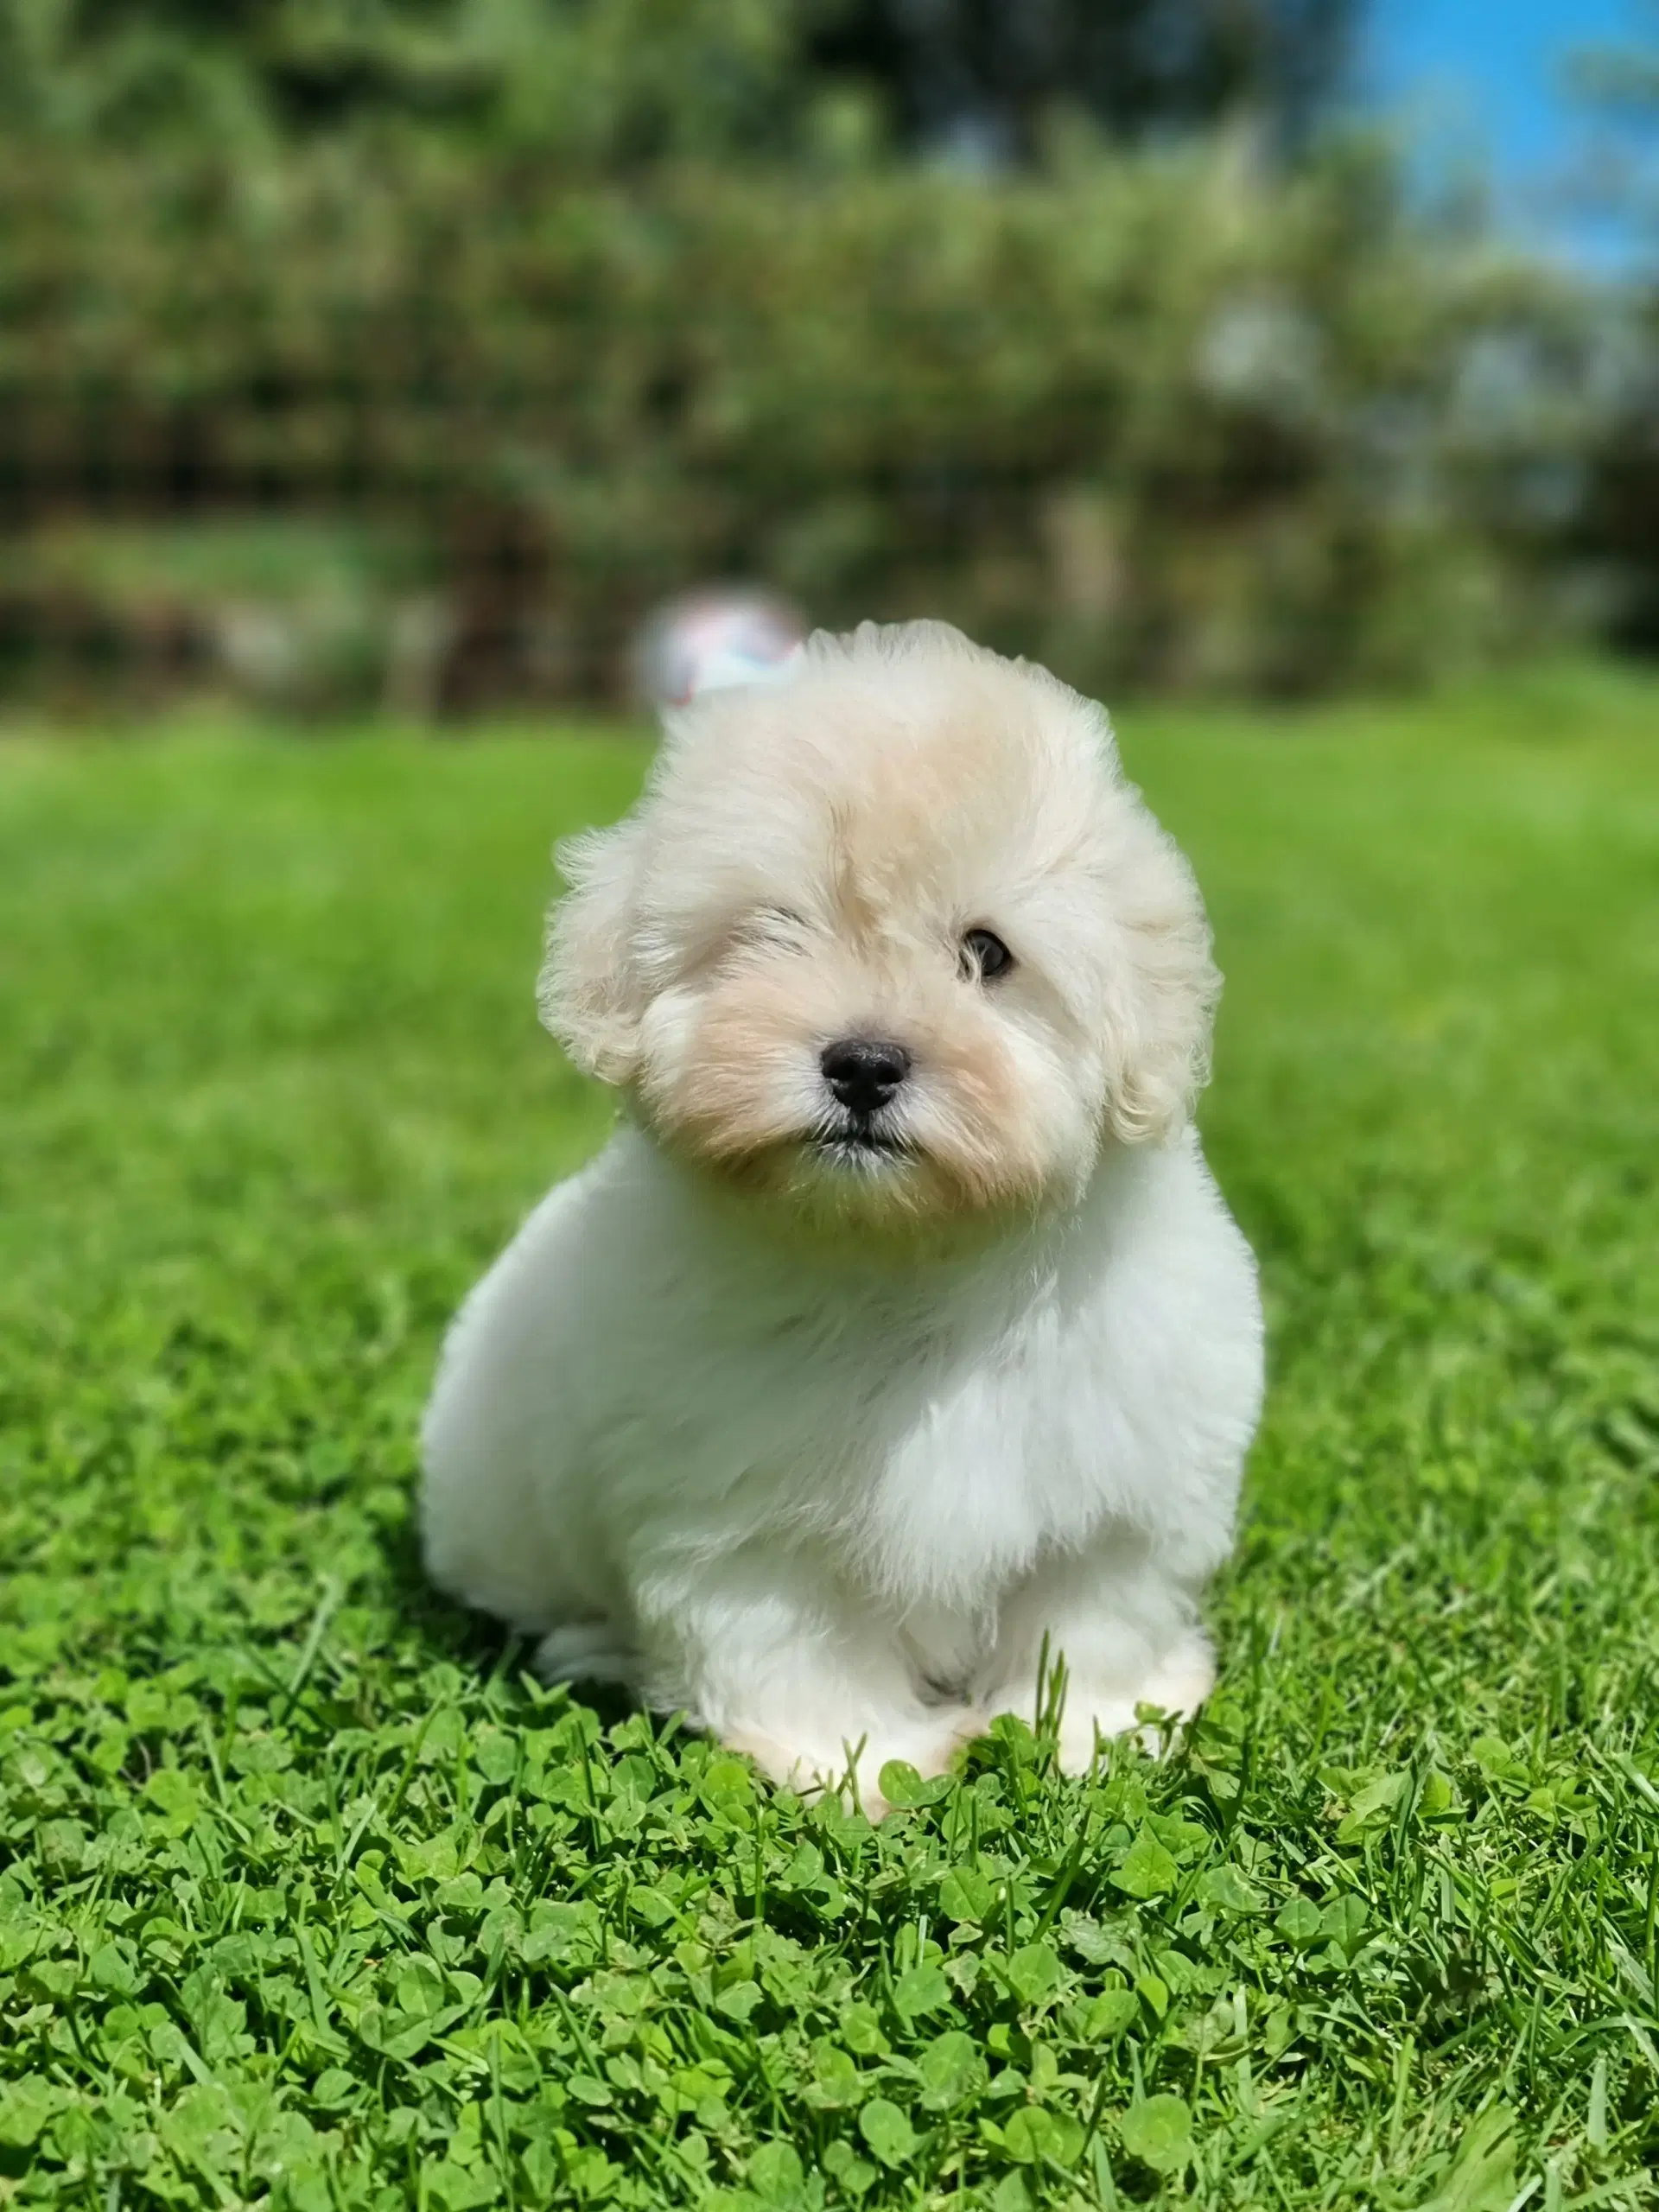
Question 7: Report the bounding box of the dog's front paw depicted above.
[1049,1638,1216,1774]
[724,1709,981,1820]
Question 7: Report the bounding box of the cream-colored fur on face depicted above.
[543,623,1217,1231]
[422,622,1263,1813]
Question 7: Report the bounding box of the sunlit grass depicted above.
[2,669,1656,2207]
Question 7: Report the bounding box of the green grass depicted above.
[3,665,1657,2211]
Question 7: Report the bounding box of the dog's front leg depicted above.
[634,1548,977,1818]
[978,1533,1215,1774]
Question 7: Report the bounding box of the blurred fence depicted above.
[0,135,1649,715]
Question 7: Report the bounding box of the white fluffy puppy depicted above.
[422,620,1262,1809]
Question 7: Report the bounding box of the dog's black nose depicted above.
[821,1037,911,1118]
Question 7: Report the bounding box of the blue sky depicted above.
[1363,0,1649,262]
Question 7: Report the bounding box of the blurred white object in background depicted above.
[632,588,806,706]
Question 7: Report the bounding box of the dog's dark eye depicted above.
[963,928,1014,982]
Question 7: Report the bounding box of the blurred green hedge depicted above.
[0,127,1634,706]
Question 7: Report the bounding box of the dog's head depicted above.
[541,622,1217,1234]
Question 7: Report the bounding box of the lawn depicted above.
[2,666,1656,2211]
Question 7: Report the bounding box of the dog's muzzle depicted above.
[814,1037,913,1160]
[820,1037,910,1116]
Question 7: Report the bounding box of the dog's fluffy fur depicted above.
[422,621,1262,1808]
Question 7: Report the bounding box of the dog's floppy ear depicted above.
[1098,833,1219,1146]
[538,818,649,1084]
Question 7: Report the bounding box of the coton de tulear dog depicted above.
[421,621,1262,1814]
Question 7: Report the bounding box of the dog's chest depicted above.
[628,1265,1096,1593]
[856,1319,1113,1601]
[593,1152,1198,1598]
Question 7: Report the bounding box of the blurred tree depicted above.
[2,0,1358,162]
[1565,3,1659,652]
[0,0,803,156]
[1569,2,1659,124]
[809,0,1359,163]
[1566,0,1659,242]
[1,0,1632,703]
